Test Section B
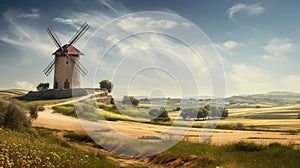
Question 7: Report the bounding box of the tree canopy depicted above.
[36,83,49,91]
[180,104,228,120]
[99,80,113,93]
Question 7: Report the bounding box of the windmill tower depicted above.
[44,22,89,90]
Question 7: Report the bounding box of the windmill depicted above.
[44,22,89,90]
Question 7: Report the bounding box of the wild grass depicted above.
[0,128,118,168]
[150,141,300,168]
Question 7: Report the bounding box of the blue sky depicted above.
[1,0,300,97]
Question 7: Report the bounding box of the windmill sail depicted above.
[43,58,56,76]
[46,26,62,49]
[44,22,88,77]
[68,22,89,45]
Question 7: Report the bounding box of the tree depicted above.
[149,107,170,122]
[122,96,140,106]
[36,83,49,91]
[180,108,197,120]
[197,107,208,120]
[222,108,229,118]
[99,80,113,93]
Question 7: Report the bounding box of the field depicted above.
[1,90,300,167]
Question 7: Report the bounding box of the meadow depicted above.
[1,90,299,167]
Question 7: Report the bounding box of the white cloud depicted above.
[262,38,295,61]
[263,38,294,54]
[213,40,243,55]
[53,17,80,29]
[16,8,40,19]
[228,64,300,95]
[15,81,35,91]
[116,16,178,32]
[226,3,265,20]
[223,40,242,50]
[262,55,278,61]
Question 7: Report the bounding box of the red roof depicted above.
[52,44,84,56]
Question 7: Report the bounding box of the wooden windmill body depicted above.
[44,23,89,90]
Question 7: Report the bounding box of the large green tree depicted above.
[99,80,113,93]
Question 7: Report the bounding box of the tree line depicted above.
[180,104,228,120]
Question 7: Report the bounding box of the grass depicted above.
[52,103,76,117]
[138,135,162,140]
[0,128,118,168]
[64,131,95,143]
[149,141,300,168]
[52,103,131,121]
[19,97,73,107]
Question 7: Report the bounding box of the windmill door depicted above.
[64,79,70,89]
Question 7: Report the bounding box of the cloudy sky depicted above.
[1,0,300,98]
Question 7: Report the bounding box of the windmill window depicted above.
[66,61,68,64]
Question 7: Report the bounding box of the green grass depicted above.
[52,103,76,117]
[149,141,300,168]
[52,103,131,121]
[0,128,118,168]
[19,97,73,107]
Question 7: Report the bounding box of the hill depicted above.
[227,91,300,108]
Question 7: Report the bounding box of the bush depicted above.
[36,83,49,91]
[122,96,140,106]
[230,141,264,152]
[29,103,38,122]
[38,106,45,111]
[149,107,170,122]
[0,99,31,130]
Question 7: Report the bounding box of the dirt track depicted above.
[33,105,300,146]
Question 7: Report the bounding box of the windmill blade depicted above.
[43,58,55,73]
[46,26,63,49]
[64,53,88,76]
[45,63,55,76]
[43,59,56,76]
[68,22,89,45]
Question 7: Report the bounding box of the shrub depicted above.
[149,107,170,122]
[36,82,49,91]
[230,141,264,152]
[0,99,31,130]
[28,103,38,122]
[122,96,140,106]
[38,106,45,111]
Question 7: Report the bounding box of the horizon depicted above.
[1,88,299,99]
[1,0,300,97]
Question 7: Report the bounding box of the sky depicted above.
[1,0,300,98]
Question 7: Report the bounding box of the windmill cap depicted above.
[52,44,84,56]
